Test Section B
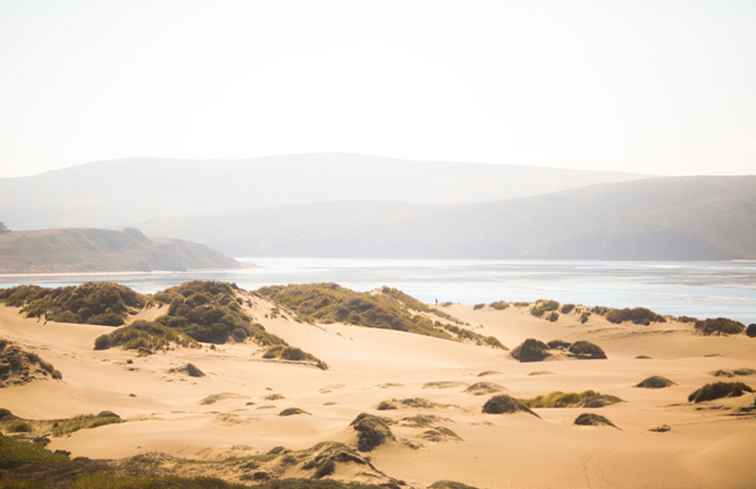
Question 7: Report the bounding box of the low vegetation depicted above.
[0,434,392,489]
[349,413,395,452]
[0,339,62,387]
[694,317,746,336]
[0,409,122,439]
[530,299,559,318]
[604,307,665,325]
[574,413,618,429]
[688,382,753,403]
[262,346,328,370]
[560,304,575,314]
[465,382,505,395]
[256,283,504,348]
[482,395,539,417]
[376,398,445,410]
[155,281,285,345]
[523,391,622,408]
[0,282,145,326]
[711,368,756,378]
[94,320,198,354]
[488,301,509,310]
[635,376,675,389]
[567,341,607,360]
[510,338,550,362]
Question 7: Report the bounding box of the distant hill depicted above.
[141,176,756,260]
[0,154,642,229]
[0,228,240,273]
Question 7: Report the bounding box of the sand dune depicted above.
[1,294,755,488]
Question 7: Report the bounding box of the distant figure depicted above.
[435,298,438,306]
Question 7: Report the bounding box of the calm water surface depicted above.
[1,258,755,323]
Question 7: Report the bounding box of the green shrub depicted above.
[1,282,145,326]
[489,301,509,310]
[530,300,559,318]
[6,420,31,433]
[257,284,475,343]
[523,390,622,408]
[93,320,197,354]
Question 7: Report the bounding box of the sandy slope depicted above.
[1,300,755,489]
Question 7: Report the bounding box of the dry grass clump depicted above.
[477,370,501,377]
[482,395,539,417]
[376,398,443,410]
[0,282,145,326]
[423,381,467,389]
[349,413,395,452]
[579,312,591,324]
[687,382,753,403]
[523,390,622,408]
[0,339,62,387]
[635,376,675,389]
[694,317,746,336]
[0,411,122,438]
[488,301,509,310]
[560,304,575,314]
[574,413,618,429]
[199,392,244,405]
[465,382,505,396]
[545,311,559,322]
[472,303,485,310]
[279,408,309,417]
[169,363,205,377]
[605,307,665,325]
[429,481,480,489]
[93,320,198,354]
[262,346,328,370]
[711,368,756,378]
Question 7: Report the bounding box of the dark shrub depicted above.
[279,408,309,416]
[489,301,509,310]
[688,382,753,403]
[482,395,539,417]
[747,324,756,337]
[545,311,559,322]
[473,303,485,310]
[574,413,618,428]
[560,304,575,314]
[636,376,675,389]
[568,341,607,359]
[579,312,591,324]
[350,413,395,452]
[694,317,745,336]
[429,481,480,489]
[605,307,665,325]
[7,420,32,433]
[530,300,559,318]
[510,338,550,362]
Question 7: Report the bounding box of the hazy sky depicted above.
[1,1,754,178]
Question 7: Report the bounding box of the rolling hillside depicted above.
[142,176,756,260]
[0,228,241,273]
[0,154,642,229]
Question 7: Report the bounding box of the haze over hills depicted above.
[141,176,756,260]
[0,227,240,273]
[0,153,643,229]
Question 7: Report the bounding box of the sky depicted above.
[1,0,754,178]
